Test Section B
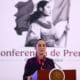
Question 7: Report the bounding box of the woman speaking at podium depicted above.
[23,39,55,80]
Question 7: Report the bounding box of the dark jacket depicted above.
[23,57,55,80]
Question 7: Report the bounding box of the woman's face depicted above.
[35,40,46,59]
[43,2,52,16]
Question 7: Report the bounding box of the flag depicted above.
[52,0,70,47]
[52,0,70,25]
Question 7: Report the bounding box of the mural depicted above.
[14,0,70,47]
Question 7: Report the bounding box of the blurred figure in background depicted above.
[15,0,70,47]
[25,0,60,47]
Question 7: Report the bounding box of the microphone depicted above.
[54,61,62,69]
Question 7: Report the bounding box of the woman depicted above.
[25,0,67,47]
[23,39,55,80]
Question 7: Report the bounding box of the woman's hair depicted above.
[37,1,48,11]
[27,1,48,24]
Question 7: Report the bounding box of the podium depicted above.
[37,70,76,80]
